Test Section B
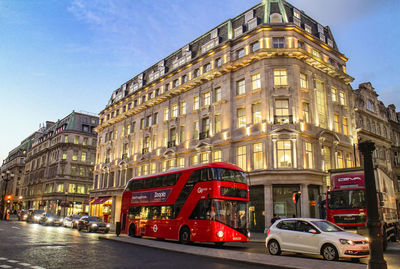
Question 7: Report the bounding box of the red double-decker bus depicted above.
[120,162,250,245]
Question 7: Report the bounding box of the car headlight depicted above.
[247,231,251,238]
[59,218,64,222]
[339,239,354,245]
[48,218,54,222]
[92,224,98,227]
[106,224,110,228]
[34,216,40,220]
[217,231,224,238]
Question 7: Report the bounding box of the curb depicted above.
[99,236,366,269]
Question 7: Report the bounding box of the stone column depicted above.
[265,184,273,227]
[300,184,310,218]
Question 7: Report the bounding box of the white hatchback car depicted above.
[266,218,369,261]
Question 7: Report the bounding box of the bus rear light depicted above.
[217,231,224,238]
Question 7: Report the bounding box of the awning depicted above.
[91,197,111,205]
[83,198,95,205]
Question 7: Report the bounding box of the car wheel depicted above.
[179,227,191,244]
[104,230,109,234]
[321,244,339,261]
[268,240,281,255]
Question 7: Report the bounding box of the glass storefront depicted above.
[273,185,300,218]
[249,185,265,232]
[308,185,320,218]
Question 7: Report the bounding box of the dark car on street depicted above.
[39,212,63,226]
[26,209,45,223]
[63,214,81,228]
[17,209,28,221]
[77,216,110,233]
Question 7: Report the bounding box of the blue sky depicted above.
[0,0,399,162]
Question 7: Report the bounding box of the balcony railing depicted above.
[199,131,210,140]
[274,115,293,125]
[142,148,149,154]
[167,140,176,148]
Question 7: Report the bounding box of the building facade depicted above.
[22,111,98,216]
[92,0,357,231]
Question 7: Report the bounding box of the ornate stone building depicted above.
[387,104,400,215]
[92,0,356,231]
[22,111,98,216]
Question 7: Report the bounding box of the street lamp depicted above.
[1,170,15,220]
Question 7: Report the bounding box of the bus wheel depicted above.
[128,224,136,237]
[179,227,191,244]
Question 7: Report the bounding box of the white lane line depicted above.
[11,227,20,229]
[18,263,30,267]
[0,258,6,261]
[31,266,46,269]
[0,265,12,268]
[7,260,18,263]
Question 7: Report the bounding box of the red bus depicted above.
[120,162,250,245]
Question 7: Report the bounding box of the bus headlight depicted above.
[106,224,110,228]
[247,231,251,238]
[217,231,224,238]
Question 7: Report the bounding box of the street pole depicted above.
[358,141,387,269]
[1,171,14,220]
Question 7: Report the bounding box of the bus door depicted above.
[190,199,212,241]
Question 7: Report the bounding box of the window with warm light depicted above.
[252,103,262,124]
[193,96,199,110]
[346,153,352,168]
[339,90,346,106]
[274,69,287,86]
[275,99,290,124]
[193,121,199,139]
[69,183,76,193]
[214,87,221,103]
[334,114,340,132]
[178,157,185,168]
[236,79,245,95]
[172,104,178,118]
[62,153,67,160]
[337,150,344,169]
[214,114,221,133]
[164,108,169,121]
[203,91,211,106]
[277,140,292,168]
[81,152,87,162]
[201,152,209,164]
[179,126,185,144]
[180,101,186,115]
[331,87,337,102]
[237,145,247,170]
[324,146,331,171]
[150,163,156,174]
[303,102,310,123]
[213,150,222,162]
[312,49,321,59]
[316,80,326,128]
[74,136,79,144]
[237,108,246,128]
[72,151,78,161]
[304,142,313,169]
[253,143,263,170]
[300,73,307,89]
[251,73,261,90]
[343,117,349,135]
[192,155,199,165]
[163,130,168,147]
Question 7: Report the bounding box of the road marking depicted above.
[7,260,18,263]
[11,227,20,229]
[18,263,30,267]
[0,258,6,260]
[0,265,12,268]
[31,266,46,269]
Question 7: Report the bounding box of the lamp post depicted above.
[358,141,387,269]
[1,170,15,220]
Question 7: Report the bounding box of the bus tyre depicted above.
[268,240,281,255]
[179,227,191,244]
[128,224,136,237]
[321,244,338,261]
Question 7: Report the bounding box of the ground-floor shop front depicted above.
[23,195,90,217]
[89,189,122,228]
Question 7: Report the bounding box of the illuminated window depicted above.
[293,9,300,19]
[253,143,263,170]
[339,91,346,106]
[331,87,337,102]
[172,104,178,118]
[272,37,285,48]
[150,163,156,174]
[300,73,307,89]
[201,152,209,164]
[237,108,246,128]
[193,96,199,110]
[275,99,290,124]
[180,101,186,115]
[178,157,185,168]
[343,117,349,135]
[252,103,262,124]
[72,151,78,161]
[162,161,167,172]
[163,130,168,147]
[346,153,352,168]
[312,49,321,59]
[152,134,157,150]
[251,73,261,90]
[193,121,199,139]
[334,114,340,132]
[324,146,331,171]
[62,153,67,160]
[203,91,211,106]
[74,136,79,144]
[277,140,292,168]
[274,69,287,86]
[337,150,344,169]
[179,126,185,144]
[214,114,221,133]
[237,146,247,170]
[213,150,222,162]
[192,155,199,165]
[214,87,221,102]
[303,102,310,123]
[80,167,85,176]
[167,159,175,170]
[236,79,245,95]
[69,183,76,193]
[163,108,169,121]
[57,184,64,193]
[81,152,87,162]
[304,142,313,169]
[316,80,326,128]
[64,136,69,143]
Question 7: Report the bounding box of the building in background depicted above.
[92,0,357,231]
[22,111,98,216]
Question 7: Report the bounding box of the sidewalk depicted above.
[250,232,266,243]
[99,235,366,269]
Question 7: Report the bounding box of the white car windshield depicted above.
[311,221,343,232]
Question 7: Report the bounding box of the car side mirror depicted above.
[308,229,318,234]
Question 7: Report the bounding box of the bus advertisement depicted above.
[120,162,250,245]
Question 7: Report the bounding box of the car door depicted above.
[275,220,298,251]
[292,221,321,254]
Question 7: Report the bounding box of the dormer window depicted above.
[270,13,283,23]
[367,100,375,112]
[215,58,222,67]
[305,24,312,34]
[251,41,260,52]
[194,68,201,77]
[234,26,244,38]
[237,48,245,59]
[204,63,211,73]
[173,79,179,88]
[273,37,285,48]
[293,9,300,19]
[182,74,188,83]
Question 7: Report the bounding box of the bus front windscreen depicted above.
[213,168,246,184]
[212,199,247,231]
[328,189,366,210]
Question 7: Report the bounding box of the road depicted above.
[0,220,399,269]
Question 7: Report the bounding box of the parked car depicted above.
[39,212,63,226]
[77,216,110,233]
[266,218,370,261]
[26,209,45,223]
[63,214,81,228]
[17,209,28,221]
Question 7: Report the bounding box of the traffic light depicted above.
[5,195,12,203]
[292,191,301,204]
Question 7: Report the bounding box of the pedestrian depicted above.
[270,214,280,225]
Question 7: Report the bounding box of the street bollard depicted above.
[116,222,121,237]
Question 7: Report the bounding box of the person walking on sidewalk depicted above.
[270,214,280,225]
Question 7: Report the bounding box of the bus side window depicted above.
[149,206,161,219]
[188,170,201,185]
[161,175,168,187]
[189,199,211,220]
[134,179,144,190]
[201,168,211,181]
[129,206,141,219]
[164,173,177,186]
[154,176,162,188]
